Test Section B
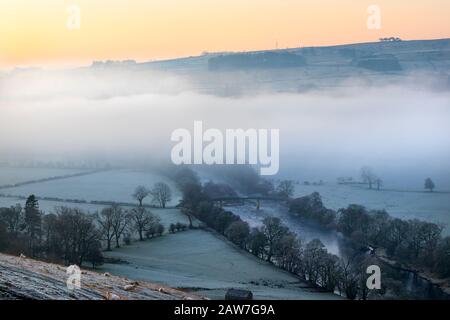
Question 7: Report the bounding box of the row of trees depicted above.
[172,167,378,299]
[96,204,164,250]
[289,192,336,228]
[195,199,378,299]
[195,166,275,196]
[0,195,103,267]
[0,193,168,266]
[289,192,450,278]
[132,182,172,208]
[337,205,449,277]
[94,182,175,250]
[275,180,296,198]
[361,167,436,192]
[360,167,383,190]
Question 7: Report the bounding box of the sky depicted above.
[0,0,449,69]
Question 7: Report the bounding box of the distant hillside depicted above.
[133,38,450,72]
[85,38,450,95]
[6,38,449,97]
[0,253,203,300]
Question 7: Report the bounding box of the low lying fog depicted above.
[1,69,449,189]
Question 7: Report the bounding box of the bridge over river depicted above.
[209,196,287,210]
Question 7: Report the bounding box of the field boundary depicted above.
[0,169,108,190]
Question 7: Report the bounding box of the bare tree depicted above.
[424,178,435,192]
[273,233,302,273]
[0,204,23,234]
[132,185,149,206]
[276,180,295,198]
[302,239,328,284]
[110,205,129,248]
[131,206,155,241]
[360,167,377,189]
[337,258,360,300]
[54,207,101,266]
[318,253,340,292]
[150,182,172,208]
[262,216,289,262]
[375,178,383,191]
[97,207,115,251]
[180,207,194,229]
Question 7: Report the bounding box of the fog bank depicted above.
[1,70,449,189]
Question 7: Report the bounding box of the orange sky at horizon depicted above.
[0,0,449,69]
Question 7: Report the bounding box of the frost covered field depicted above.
[0,169,181,206]
[99,228,339,300]
[0,196,192,230]
[292,183,450,235]
[0,167,448,234]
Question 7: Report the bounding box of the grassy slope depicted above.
[99,228,340,300]
[0,169,181,206]
[0,252,203,300]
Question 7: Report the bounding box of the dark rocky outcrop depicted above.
[225,288,253,300]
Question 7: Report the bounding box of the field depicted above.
[293,183,450,234]
[0,167,448,234]
[0,166,448,299]
[0,169,181,206]
[0,187,338,299]
[0,196,193,231]
[99,228,339,300]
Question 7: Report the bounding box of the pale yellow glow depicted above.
[0,0,449,68]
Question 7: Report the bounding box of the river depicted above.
[226,200,450,300]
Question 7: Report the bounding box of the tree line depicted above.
[289,192,450,279]
[172,167,384,299]
[0,182,174,267]
[361,167,437,192]
[0,195,104,267]
[132,182,172,208]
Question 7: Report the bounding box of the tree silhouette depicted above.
[424,178,435,192]
[132,186,149,207]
